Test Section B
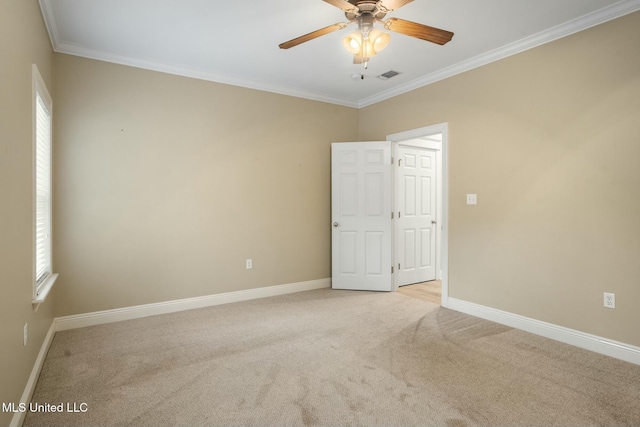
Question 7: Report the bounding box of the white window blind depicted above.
[35,92,52,287]
[33,64,55,300]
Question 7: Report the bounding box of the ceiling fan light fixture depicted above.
[343,29,390,59]
[369,29,390,54]
[342,31,363,55]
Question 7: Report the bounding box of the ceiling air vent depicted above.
[377,70,401,81]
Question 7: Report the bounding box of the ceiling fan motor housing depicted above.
[345,1,387,21]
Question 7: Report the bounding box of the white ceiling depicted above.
[39,0,640,108]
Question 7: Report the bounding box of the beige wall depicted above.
[0,0,55,425]
[359,12,640,346]
[53,54,359,316]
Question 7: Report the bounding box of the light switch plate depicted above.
[466,194,477,205]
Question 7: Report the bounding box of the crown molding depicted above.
[52,42,360,108]
[38,0,60,51]
[39,0,640,109]
[357,0,640,108]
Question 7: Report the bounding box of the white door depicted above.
[396,146,437,286]
[331,142,392,291]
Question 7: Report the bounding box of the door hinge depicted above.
[391,156,394,164]
[391,266,394,274]
[398,263,401,270]
[391,212,394,219]
[399,158,402,166]
[399,211,401,218]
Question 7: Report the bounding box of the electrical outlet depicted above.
[23,323,28,347]
[466,194,477,205]
[604,292,615,309]
[246,259,252,270]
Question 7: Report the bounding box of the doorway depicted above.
[388,123,448,307]
[330,123,449,306]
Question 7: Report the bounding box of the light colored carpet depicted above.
[25,289,640,427]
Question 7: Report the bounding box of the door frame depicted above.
[388,123,449,308]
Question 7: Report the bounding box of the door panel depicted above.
[332,142,392,291]
[421,177,432,215]
[365,173,384,216]
[396,146,437,286]
[403,229,416,269]
[404,175,416,216]
[420,227,432,268]
[339,174,358,217]
[365,231,383,276]
[339,232,357,274]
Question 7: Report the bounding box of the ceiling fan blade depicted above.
[322,0,359,13]
[384,18,454,45]
[377,0,414,12]
[279,23,347,49]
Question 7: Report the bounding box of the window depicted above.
[33,64,57,303]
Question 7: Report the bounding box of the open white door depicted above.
[395,146,437,286]
[331,142,392,291]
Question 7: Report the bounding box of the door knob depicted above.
[333,222,339,227]
[431,220,437,224]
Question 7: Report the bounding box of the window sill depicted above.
[33,273,58,305]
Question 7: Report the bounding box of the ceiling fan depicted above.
[279,0,454,67]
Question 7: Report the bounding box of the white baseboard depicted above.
[55,278,331,331]
[10,321,56,427]
[448,297,640,366]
